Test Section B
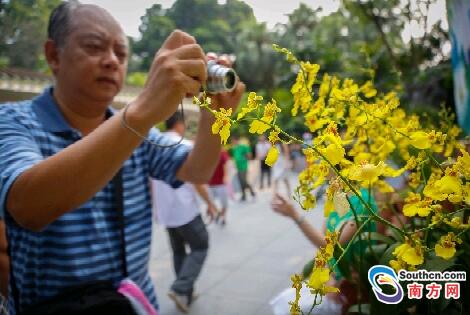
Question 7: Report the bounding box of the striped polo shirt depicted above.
[0,88,190,314]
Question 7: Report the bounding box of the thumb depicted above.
[161,30,196,51]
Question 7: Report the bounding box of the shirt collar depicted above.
[32,86,114,133]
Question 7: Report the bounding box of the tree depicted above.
[0,0,61,70]
[133,0,256,71]
[133,4,176,70]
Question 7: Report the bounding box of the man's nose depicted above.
[102,49,119,70]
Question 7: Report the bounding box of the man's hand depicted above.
[206,53,245,113]
[206,203,219,224]
[131,30,207,126]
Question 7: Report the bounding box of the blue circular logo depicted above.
[368,265,404,304]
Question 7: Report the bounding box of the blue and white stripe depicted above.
[0,88,190,314]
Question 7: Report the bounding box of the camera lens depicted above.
[206,60,238,94]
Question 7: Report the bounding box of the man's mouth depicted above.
[96,77,118,87]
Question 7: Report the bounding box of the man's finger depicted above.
[161,30,196,51]
[173,44,206,61]
[217,54,232,67]
[181,75,203,97]
[178,59,207,83]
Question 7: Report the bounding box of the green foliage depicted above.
[1,0,455,133]
[126,72,147,87]
[0,0,62,69]
[133,0,256,71]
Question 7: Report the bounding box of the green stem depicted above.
[333,217,372,269]
[426,151,444,172]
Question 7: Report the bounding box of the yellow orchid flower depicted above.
[320,143,345,166]
[249,119,271,134]
[409,131,432,149]
[268,128,281,144]
[435,233,461,260]
[237,92,263,120]
[402,193,432,217]
[308,267,330,290]
[262,99,282,123]
[211,108,232,145]
[265,146,279,167]
[435,243,456,260]
[455,149,470,179]
[390,259,407,272]
[393,241,424,266]
[349,161,386,182]
[360,80,377,98]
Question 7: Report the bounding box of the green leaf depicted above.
[424,254,455,272]
[379,243,398,266]
[348,303,371,314]
[362,232,395,244]
[364,243,388,257]
[301,259,314,279]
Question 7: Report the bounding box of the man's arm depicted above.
[5,31,206,232]
[176,57,245,184]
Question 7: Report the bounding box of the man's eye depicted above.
[86,43,102,51]
[116,51,128,61]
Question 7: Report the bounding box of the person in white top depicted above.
[272,143,291,196]
[255,135,272,190]
[151,112,217,313]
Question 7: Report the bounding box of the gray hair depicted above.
[47,1,81,48]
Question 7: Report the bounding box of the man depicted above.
[0,1,244,313]
[230,136,256,202]
[151,112,217,313]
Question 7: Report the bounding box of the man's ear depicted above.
[44,39,60,75]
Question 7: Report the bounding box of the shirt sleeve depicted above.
[0,110,44,217]
[145,128,191,188]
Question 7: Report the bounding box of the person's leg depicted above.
[244,172,256,197]
[268,168,272,188]
[167,227,187,276]
[170,215,209,298]
[238,171,248,201]
[218,185,229,224]
[259,165,264,189]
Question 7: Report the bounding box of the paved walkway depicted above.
[149,175,325,315]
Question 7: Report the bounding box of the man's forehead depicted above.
[70,5,127,44]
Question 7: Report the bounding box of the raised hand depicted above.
[271,193,298,219]
[205,53,245,113]
[134,30,207,124]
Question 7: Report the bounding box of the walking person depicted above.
[0,2,244,314]
[151,112,218,313]
[272,143,292,196]
[208,149,230,225]
[230,136,256,202]
[255,135,272,190]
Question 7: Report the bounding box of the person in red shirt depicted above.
[208,150,230,225]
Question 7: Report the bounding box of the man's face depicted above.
[54,6,128,107]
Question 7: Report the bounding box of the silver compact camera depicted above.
[206,60,238,94]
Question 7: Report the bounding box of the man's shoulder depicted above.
[0,99,35,120]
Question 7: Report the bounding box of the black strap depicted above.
[8,170,128,313]
[112,169,128,278]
